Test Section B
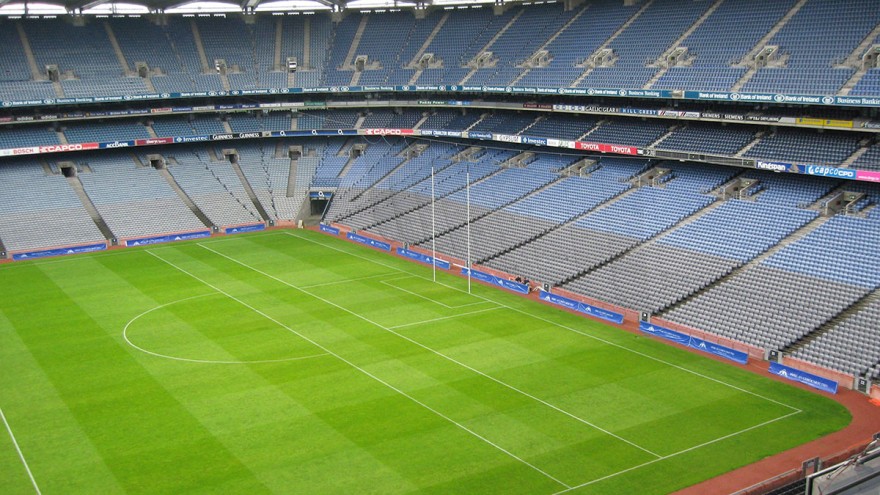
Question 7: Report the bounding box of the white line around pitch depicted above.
[388,306,505,329]
[198,242,662,459]
[550,410,802,494]
[122,293,330,365]
[286,232,802,414]
[1,407,42,495]
[379,278,494,309]
[299,272,396,289]
[145,249,569,488]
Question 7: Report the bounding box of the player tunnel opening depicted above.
[310,193,331,216]
[60,163,77,177]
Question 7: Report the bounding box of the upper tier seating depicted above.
[0,1,877,99]
[651,0,798,92]
[744,129,862,166]
[574,0,715,90]
[657,124,756,155]
[0,126,60,149]
[742,0,880,96]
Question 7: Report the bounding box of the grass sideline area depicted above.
[0,229,850,494]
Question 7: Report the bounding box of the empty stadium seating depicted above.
[0,160,106,252]
[76,154,207,239]
[0,1,878,99]
[163,147,262,228]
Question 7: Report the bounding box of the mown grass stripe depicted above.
[198,241,663,460]
[1,407,41,495]
[146,249,571,489]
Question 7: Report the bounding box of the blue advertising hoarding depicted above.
[461,268,530,294]
[797,165,858,180]
[12,243,106,261]
[639,321,691,346]
[125,230,211,247]
[319,224,340,235]
[347,232,391,251]
[538,291,624,325]
[521,136,548,146]
[467,131,493,140]
[769,362,838,394]
[688,335,749,365]
[396,248,451,269]
[639,322,748,365]
[225,224,265,234]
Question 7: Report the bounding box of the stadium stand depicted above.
[0,2,877,98]
[650,0,798,92]
[163,147,263,228]
[63,121,150,143]
[0,160,106,253]
[656,123,757,155]
[0,125,60,149]
[852,143,880,171]
[789,295,880,378]
[524,114,600,141]
[744,128,863,166]
[741,0,880,96]
[582,118,670,148]
[76,154,207,240]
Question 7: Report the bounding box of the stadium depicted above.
[1,0,880,493]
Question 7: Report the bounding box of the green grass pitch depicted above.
[0,230,850,494]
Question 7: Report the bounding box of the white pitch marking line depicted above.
[286,231,802,414]
[388,306,504,329]
[122,293,329,365]
[300,272,395,289]
[196,231,289,246]
[379,278,493,309]
[1,407,42,495]
[198,242,661,459]
[145,249,569,488]
[551,410,802,494]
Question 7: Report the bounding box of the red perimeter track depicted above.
[311,226,880,495]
